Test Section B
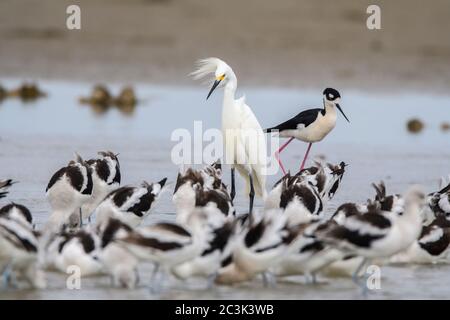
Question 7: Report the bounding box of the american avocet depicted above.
[172,207,237,286]
[265,161,346,218]
[173,164,234,224]
[428,176,450,218]
[315,186,425,292]
[0,179,15,200]
[95,178,167,228]
[97,218,139,289]
[215,209,302,285]
[69,151,121,227]
[192,58,267,214]
[116,210,211,292]
[0,214,46,289]
[0,203,33,227]
[45,154,93,231]
[265,88,349,174]
[389,215,450,264]
[44,227,103,277]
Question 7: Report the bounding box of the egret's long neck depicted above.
[221,76,238,129]
[223,76,237,106]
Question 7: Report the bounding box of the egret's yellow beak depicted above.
[206,75,225,100]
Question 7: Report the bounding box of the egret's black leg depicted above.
[248,173,255,214]
[230,167,236,201]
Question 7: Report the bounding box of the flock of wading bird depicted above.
[0,58,449,295]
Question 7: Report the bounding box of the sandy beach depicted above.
[1,0,450,92]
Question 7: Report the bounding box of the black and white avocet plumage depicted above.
[390,215,450,264]
[70,151,121,227]
[428,177,450,218]
[97,218,139,288]
[264,88,349,174]
[45,154,93,230]
[265,161,346,219]
[0,215,46,288]
[331,181,403,225]
[0,203,33,227]
[315,186,426,290]
[44,227,103,276]
[95,178,167,228]
[116,210,211,291]
[216,209,303,285]
[0,179,15,200]
[172,207,238,283]
[173,163,234,223]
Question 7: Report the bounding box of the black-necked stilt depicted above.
[192,58,267,214]
[265,88,349,175]
[315,186,425,293]
[0,179,15,200]
[45,154,93,231]
[95,178,167,228]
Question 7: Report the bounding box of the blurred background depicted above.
[1,0,450,91]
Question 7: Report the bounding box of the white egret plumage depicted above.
[192,58,267,214]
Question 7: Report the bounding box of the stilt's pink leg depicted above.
[275,137,294,175]
[299,142,313,171]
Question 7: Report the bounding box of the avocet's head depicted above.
[323,88,349,122]
[191,57,236,100]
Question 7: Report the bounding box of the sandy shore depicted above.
[1,0,450,92]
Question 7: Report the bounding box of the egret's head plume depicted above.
[191,57,236,100]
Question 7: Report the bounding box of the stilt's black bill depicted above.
[206,80,221,100]
[336,103,350,122]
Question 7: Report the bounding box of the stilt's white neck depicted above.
[324,100,337,115]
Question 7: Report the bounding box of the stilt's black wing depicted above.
[264,108,323,133]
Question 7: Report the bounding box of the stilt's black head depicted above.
[323,88,349,122]
[323,88,341,102]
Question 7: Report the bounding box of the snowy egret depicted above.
[192,58,267,214]
[265,88,349,175]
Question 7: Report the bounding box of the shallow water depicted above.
[0,79,450,299]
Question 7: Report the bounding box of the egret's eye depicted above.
[217,74,225,81]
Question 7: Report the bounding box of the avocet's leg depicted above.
[149,263,161,294]
[299,143,313,172]
[230,167,236,201]
[206,272,218,290]
[79,209,83,228]
[352,257,367,286]
[2,263,12,289]
[248,173,255,215]
[262,272,276,288]
[275,137,294,175]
